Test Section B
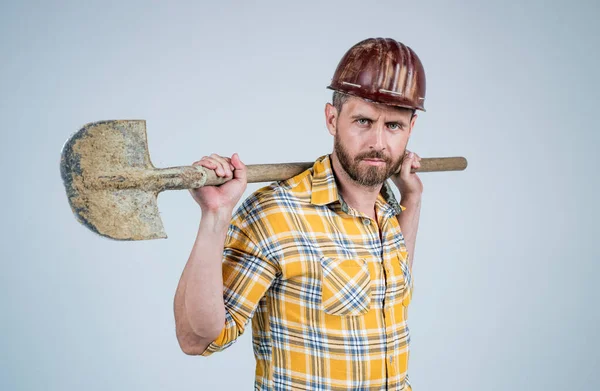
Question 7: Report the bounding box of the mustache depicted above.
[355,150,392,163]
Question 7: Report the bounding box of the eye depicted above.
[388,123,402,131]
[356,118,371,126]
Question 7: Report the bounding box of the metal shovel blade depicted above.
[60,120,167,240]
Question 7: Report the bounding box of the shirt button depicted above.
[363,219,371,225]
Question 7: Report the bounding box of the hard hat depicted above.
[327,38,427,111]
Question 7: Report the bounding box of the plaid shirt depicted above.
[201,155,415,390]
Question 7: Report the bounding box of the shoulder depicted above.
[231,165,316,230]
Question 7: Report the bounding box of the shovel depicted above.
[60,120,467,241]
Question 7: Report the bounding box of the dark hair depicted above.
[332,91,349,114]
[332,91,416,117]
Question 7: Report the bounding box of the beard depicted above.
[334,135,403,188]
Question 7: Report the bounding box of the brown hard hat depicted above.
[327,38,426,111]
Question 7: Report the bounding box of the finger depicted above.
[412,155,421,167]
[192,157,218,170]
[218,157,234,171]
[413,153,421,170]
[197,156,224,176]
[400,150,410,165]
[192,157,208,165]
[211,154,232,172]
[210,154,233,178]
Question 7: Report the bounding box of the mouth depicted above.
[361,158,387,166]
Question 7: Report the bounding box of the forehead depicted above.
[342,96,412,120]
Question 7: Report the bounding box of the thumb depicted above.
[400,152,414,178]
[231,153,247,181]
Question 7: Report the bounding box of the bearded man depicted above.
[174,37,425,391]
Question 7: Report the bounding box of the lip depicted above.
[361,159,386,165]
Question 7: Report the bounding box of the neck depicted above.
[330,153,382,219]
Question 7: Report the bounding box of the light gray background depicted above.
[1,1,598,390]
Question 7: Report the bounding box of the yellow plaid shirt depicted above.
[201,155,415,390]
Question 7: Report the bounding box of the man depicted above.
[174,38,426,390]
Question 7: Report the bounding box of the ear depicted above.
[325,103,338,136]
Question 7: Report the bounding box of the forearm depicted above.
[397,195,422,270]
[174,210,230,351]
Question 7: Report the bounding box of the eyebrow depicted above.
[350,113,375,120]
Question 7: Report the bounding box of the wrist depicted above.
[199,209,233,233]
[400,192,422,206]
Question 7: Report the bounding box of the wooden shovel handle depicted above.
[200,156,467,187]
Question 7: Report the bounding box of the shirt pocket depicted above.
[320,257,371,316]
[398,250,413,307]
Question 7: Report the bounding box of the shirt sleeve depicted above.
[200,220,279,356]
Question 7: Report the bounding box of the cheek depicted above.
[350,129,375,149]
[387,134,409,156]
[338,130,363,151]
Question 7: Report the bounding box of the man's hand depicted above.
[392,150,423,270]
[392,150,423,198]
[189,153,247,214]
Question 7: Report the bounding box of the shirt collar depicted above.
[310,155,404,216]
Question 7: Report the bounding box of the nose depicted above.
[368,123,386,151]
